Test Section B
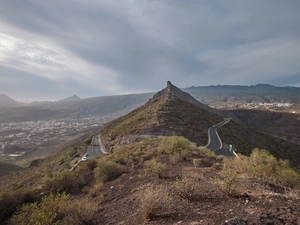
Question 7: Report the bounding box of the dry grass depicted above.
[139,184,173,220]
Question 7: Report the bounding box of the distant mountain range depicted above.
[1,83,300,122]
[183,83,300,94]
[0,93,154,123]
[2,83,300,108]
[183,84,300,105]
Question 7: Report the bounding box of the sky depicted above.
[0,0,300,102]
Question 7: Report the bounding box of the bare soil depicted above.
[92,157,300,225]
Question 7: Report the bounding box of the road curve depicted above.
[206,119,229,152]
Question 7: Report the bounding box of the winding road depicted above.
[206,119,234,156]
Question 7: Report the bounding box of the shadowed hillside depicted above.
[0,162,22,177]
[228,109,300,145]
[218,120,300,167]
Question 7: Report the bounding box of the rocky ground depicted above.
[91,155,300,225]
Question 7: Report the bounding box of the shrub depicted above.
[139,184,172,220]
[88,182,103,198]
[144,159,167,178]
[229,148,300,188]
[158,136,196,154]
[0,189,37,223]
[198,146,216,157]
[60,197,98,224]
[85,137,93,145]
[10,192,98,225]
[213,169,238,197]
[94,158,125,182]
[44,170,75,192]
[174,176,202,200]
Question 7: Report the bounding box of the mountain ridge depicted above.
[0,94,21,108]
[100,81,223,150]
[100,81,300,167]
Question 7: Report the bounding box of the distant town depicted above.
[0,116,109,160]
[213,101,299,113]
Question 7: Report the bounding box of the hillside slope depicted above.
[100,82,300,167]
[100,81,223,150]
[0,162,22,177]
[228,109,300,145]
[218,120,300,167]
[0,94,21,108]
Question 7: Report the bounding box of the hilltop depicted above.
[100,81,222,150]
[0,94,21,108]
[58,94,82,102]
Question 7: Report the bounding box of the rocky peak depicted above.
[151,81,213,112]
[58,95,81,102]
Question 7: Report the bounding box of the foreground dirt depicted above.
[92,157,300,225]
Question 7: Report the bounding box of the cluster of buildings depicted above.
[0,116,108,159]
[244,102,293,109]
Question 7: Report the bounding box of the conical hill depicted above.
[100,81,223,150]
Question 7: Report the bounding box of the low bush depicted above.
[197,146,217,157]
[10,192,98,225]
[229,148,300,188]
[44,170,75,192]
[88,183,103,198]
[85,137,93,145]
[158,136,197,154]
[139,184,172,220]
[144,159,167,178]
[94,158,126,182]
[0,189,37,223]
[174,176,203,200]
[213,169,238,197]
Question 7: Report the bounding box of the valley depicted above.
[0,117,104,165]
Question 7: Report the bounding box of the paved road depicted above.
[206,119,229,152]
[86,135,107,159]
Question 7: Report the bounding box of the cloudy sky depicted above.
[0,0,300,102]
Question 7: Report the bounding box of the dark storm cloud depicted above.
[0,0,300,101]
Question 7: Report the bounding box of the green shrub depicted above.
[44,170,75,192]
[228,148,300,188]
[0,189,37,223]
[144,159,167,178]
[85,137,93,145]
[77,159,98,172]
[158,136,196,154]
[94,159,125,182]
[197,146,216,157]
[10,192,98,225]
